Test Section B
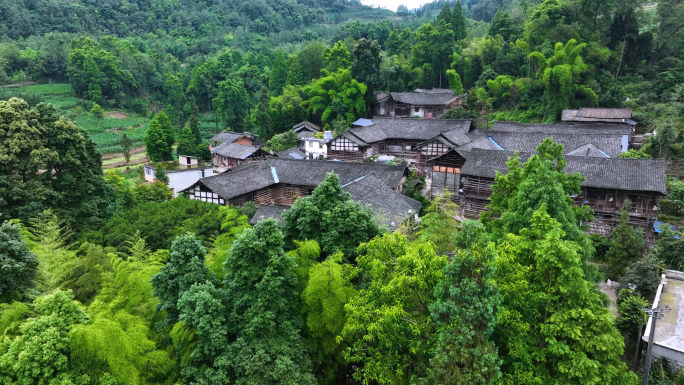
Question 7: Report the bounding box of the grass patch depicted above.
[12,83,74,95]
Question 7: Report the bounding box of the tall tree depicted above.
[144,113,172,162]
[151,234,211,328]
[286,55,304,87]
[452,0,468,41]
[0,98,112,228]
[323,41,351,73]
[494,207,636,384]
[527,39,598,121]
[213,78,251,131]
[489,8,511,41]
[437,3,453,27]
[270,85,308,133]
[605,208,645,279]
[269,51,289,97]
[425,220,501,384]
[283,172,379,259]
[302,68,367,125]
[176,126,197,157]
[0,221,38,303]
[341,233,447,384]
[120,133,133,164]
[224,219,316,384]
[186,96,202,145]
[413,20,455,88]
[352,38,384,108]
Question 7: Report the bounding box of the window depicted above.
[319,143,323,149]
[414,107,420,113]
[283,187,298,197]
[145,168,152,176]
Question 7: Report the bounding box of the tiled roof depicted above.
[293,121,320,133]
[210,131,249,143]
[478,131,626,158]
[195,158,407,200]
[345,118,472,144]
[249,205,289,225]
[562,108,633,123]
[275,147,306,159]
[390,91,457,105]
[461,149,667,194]
[414,88,454,94]
[248,177,421,228]
[491,121,633,136]
[211,142,261,159]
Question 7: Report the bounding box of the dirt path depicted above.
[102,146,146,160]
[105,111,128,119]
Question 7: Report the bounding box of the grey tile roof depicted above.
[461,149,667,194]
[345,118,472,144]
[414,88,454,94]
[481,131,626,158]
[249,205,289,225]
[195,158,407,200]
[337,131,370,146]
[275,147,306,159]
[211,142,261,159]
[390,92,457,106]
[491,121,633,136]
[210,131,247,143]
[562,108,633,123]
[566,143,610,157]
[248,177,421,228]
[293,121,320,133]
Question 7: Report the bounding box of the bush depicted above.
[129,98,148,115]
[618,257,662,301]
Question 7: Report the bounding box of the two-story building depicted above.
[376,89,463,118]
[303,131,334,159]
[209,131,268,173]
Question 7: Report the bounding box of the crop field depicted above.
[1,83,151,154]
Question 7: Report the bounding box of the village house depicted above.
[303,131,334,159]
[181,158,421,228]
[143,155,214,197]
[292,121,321,151]
[562,107,636,126]
[376,89,463,118]
[459,148,667,239]
[328,118,472,162]
[209,131,269,173]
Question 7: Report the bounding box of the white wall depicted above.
[169,169,208,197]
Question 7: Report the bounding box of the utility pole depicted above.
[642,307,670,385]
[629,283,644,373]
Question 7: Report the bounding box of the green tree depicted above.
[619,257,662,300]
[0,291,89,384]
[0,98,112,229]
[302,68,367,125]
[620,148,651,158]
[299,40,327,83]
[186,96,202,145]
[145,112,175,162]
[341,233,447,384]
[527,39,598,121]
[0,221,38,303]
[196,144,212,161]
[270,85,308,133]
[224,219,316,384]
[483,139,594,263]
[615,289,648,357]
[447,69,464,95]
[452,0,468,41]
[413,20,455,88]
[605,207,645,279]
[176,126,197,157]
[245,102,272,138]
[269,130,299,152]
[415,189,460,252]
[133,181,173,204]
[151,234,211,328]
[323,41,351,73]
[489,8,511,41]
[213,78,251,130]
[495,207,637,385]
[286,55,304,87]
[283,172,379,259]
[269,51,289,97]
[120,133,133,164]
[424,220,501,385]
[352,38,384,107]
[154,166,169,185]
[437,4,452,27]
[90,103,104,126]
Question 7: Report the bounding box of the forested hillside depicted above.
[2,0,684,384]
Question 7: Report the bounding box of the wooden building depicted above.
[211,142,269,172]
[181,158,421,228]
[377,89,463,118]
[326,118,471,162]
[459,149,667,238]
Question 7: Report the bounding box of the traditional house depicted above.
[181,158,421,228]
[143,162,213,197]
[562,107,635,126]
[327,118,472,162]
[211,142,270,172]
[459,148,667,238]
[303,131,334,159]
[292,121,320,150]
[209,131,256,148]
[274,147,306,160]
[376,89,462,118]
[424,125,629,197]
